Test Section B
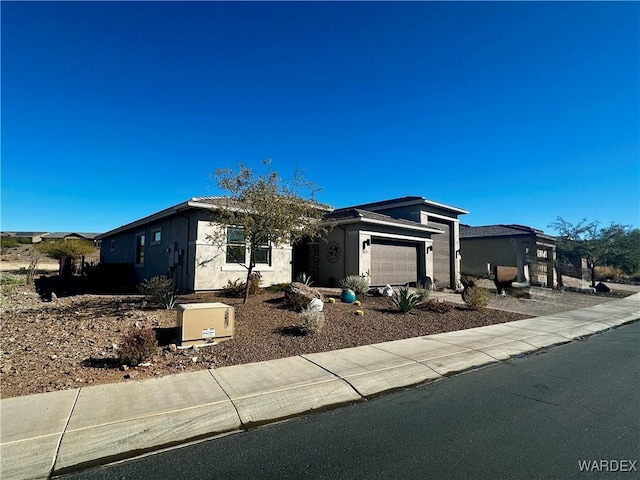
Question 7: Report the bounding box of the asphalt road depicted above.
[59,321,640,480]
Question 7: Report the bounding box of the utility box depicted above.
[176,303,235,347]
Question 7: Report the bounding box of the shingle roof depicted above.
[460,224,553,239]
[325,208,443,233]
[97,196,332,239]
[41,232,101,240]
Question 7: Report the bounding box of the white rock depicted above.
[308,298,324,312]
[382,285,393,297]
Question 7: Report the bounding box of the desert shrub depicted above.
[420,298,455,314]
[462,285,492,310]
[25,254,40,285]
[339,275,369,295]
[265,283,290,292]
[139,276,177,309]
[594,266,623,281]
[295,272,314,286]
[1,237,19,249]
[299,308,325,335]
[220,273,263,297]
[0,273,23,286]
[390,287,429,313]
[248,272,263,295]
[221,278,246,297]
[118,327,158,366]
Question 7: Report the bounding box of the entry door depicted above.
[430,221,451,288]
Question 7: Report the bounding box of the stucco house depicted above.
[96,197,296,291]
[459,224,557,288]
[97,195,468,292]
[296,208,444,288]
[343,196,468,289]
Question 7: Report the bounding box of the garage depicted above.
[370,240,418,286]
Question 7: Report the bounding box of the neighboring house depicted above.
[41,232,101,242]
[1,231,101,244]
[1,232,48,243]
[97,195,469,292]
[96,197,295,291]
[459,224,557,287]
[344,196,468,289]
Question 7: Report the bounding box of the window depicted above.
[226,227,246,264]
[151,228,162,245]
[110,239,116,252]
[135,233,145,265]
[254,233,271,265]
[225,227,271,265]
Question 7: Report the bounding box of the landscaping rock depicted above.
[284,282,324,310]
[308,298,324,312]
[595,282,611,293]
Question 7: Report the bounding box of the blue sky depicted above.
[2,1,638,234]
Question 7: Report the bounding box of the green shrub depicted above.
[118,327,158,366]
[299,308,325,335]
[0,273,23,286]
[462,285,492,310]
[339,275,370,295]
[139,276,177,309]
[265,283,290,292]
[390,287,428,313]
[419,298,455,313]
[0,237,19,249]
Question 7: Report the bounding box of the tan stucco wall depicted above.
[192,220,293,290]
[316,225,434,287]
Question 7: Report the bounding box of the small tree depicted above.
[209,160,329,303]
[36,239,95,277]
[549,217,639,287]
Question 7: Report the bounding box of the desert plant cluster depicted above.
[139,276,177,310]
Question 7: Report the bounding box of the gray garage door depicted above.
[370,241,418,286]
[431,221,451,288]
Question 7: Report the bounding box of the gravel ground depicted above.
[0,285,533,399]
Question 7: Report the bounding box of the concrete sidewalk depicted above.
[2,294,639,480]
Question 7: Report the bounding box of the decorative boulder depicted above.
[381,285,393,297]
[308,298,324,312]
[284,282,324,310]
[595,282,611,293]
[341,288,356,303]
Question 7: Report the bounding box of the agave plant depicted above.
[390,286,428,313]
[295,272,314,286]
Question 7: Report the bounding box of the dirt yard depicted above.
[2,255,636,401]
[0,284,537,399]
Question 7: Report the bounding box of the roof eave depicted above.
[323,217,443,234]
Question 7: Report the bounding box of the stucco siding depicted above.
[460,237,519,277]
[99,215,193,290]
[192,220,293,290]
